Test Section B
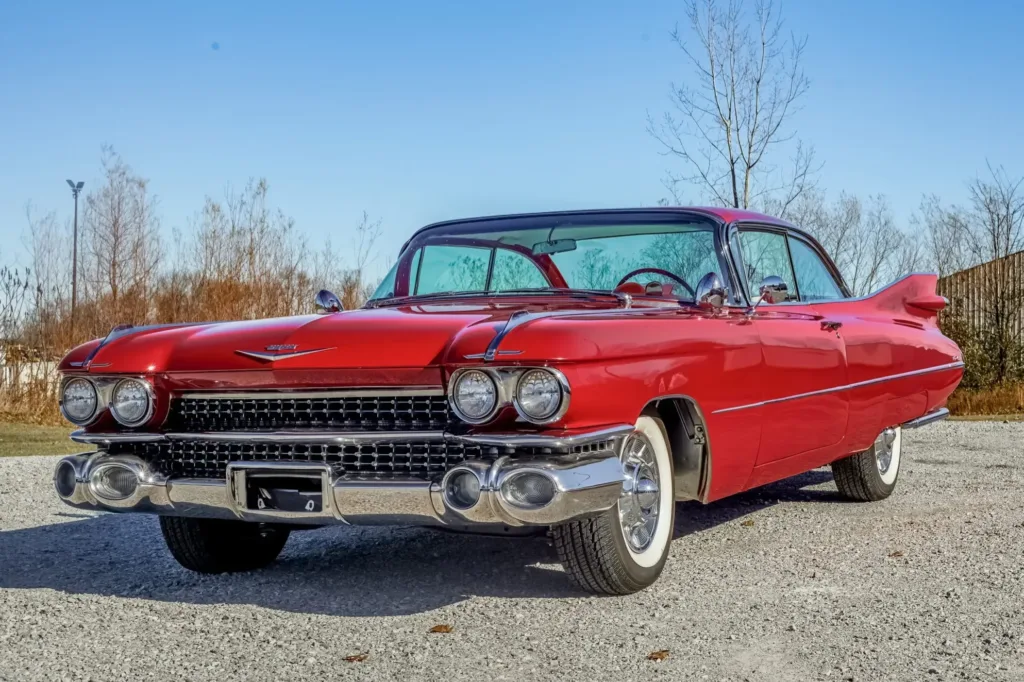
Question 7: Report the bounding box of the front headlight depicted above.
[514,369,568,423]
[451,369,498,423]
[109,378,153,427]
[60,378,98,425]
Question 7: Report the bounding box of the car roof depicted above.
[407,206,796,244]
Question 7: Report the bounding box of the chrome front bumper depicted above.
[53,430,631,528]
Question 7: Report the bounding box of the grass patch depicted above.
[948,383,1024,418]
[0,423,82,458]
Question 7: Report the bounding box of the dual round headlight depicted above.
[59,377,153,427]
[60,378,99,425]
[109,378,153,426]
[514,369,565,422]
[451,370,498,422]
[449,368,568,424]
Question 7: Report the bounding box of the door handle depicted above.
[821,320,843,332]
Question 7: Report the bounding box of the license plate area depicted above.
[246,474,323,513]
[227,462,334,519]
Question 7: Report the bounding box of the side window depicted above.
[414,245,489,294]
[738,230,798,302]
[491,249,549,290]
[789,238,845,301]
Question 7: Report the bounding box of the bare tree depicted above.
[80,147,162,331]
[785,189,917,295]
[648,0,817,215]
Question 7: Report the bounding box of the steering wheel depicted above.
[616,268,695,297]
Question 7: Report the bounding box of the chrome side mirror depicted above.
[315,289,343,314]
[695,272,728,312]
[755,275,789,306]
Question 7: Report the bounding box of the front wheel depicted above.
[832,426,902,501]
[552,413,676,595]
[159,517,291,574]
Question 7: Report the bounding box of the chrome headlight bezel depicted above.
[108,378,155,428]
[59,377,100,426]
[447,366,570,426]
[448,369,500,424]
[512,368,570,424]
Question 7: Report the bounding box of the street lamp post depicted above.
[66,179,84,337]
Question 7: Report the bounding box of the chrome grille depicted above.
[112,440,480,481]
[168,393,450,432]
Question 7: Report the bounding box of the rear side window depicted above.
[789,238,844,301]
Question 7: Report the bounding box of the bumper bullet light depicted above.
[501,472,557,508]
[445,470,482,509]
[90,464,139,501]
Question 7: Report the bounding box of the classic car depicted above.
[52,207,963,594]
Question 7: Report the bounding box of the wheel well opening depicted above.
[647,397,709,502]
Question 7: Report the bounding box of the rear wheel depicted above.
[552,413,676,595]
[159,517,290,574]
[832,426,902,501]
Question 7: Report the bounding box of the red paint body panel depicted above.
[59,211,963,507]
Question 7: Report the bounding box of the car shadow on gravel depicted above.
[0,469,838,616]
[675,468,837,538]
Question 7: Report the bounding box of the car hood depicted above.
[59,299,709,377]
[61,306,511,375]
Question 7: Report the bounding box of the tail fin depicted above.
[865,273,946,322]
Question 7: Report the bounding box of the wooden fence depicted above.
[937,250,1024,347]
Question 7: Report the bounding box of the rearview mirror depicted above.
[532,238,577,255]
[315,289,343,314]
[695,272,727,312]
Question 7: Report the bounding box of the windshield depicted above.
[369,215,721,303]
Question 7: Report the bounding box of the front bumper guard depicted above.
[53,430,631,528]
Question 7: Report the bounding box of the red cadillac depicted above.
[53,208,963,594]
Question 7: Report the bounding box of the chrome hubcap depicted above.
[875,427,897,474]
[619,432,661,552]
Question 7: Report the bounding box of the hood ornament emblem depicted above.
[235,345,335,362]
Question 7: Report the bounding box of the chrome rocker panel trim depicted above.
[712,362,965,414]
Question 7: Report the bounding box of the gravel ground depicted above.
[0,421,1022,682]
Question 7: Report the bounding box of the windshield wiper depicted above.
[365,288,622,308]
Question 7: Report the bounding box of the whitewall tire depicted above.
[832,426,902,501]
[552,412,676,595]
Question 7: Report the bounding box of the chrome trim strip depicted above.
[902,407,950,429]
[484,310,530,361]
[480,307,678,362]
[712,362,965,414]
[71,431,166,445]
[177,388,444,399]
[71,425,632,448]
[452,424,633,448]
[235,347,335,362]
[463,350,523,360]
[167,431,447,444]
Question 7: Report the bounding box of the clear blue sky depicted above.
[2,0,1022,278]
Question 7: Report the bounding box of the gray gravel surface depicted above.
[1,421,1022,681]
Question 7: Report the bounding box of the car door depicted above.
[733,227,849,465]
